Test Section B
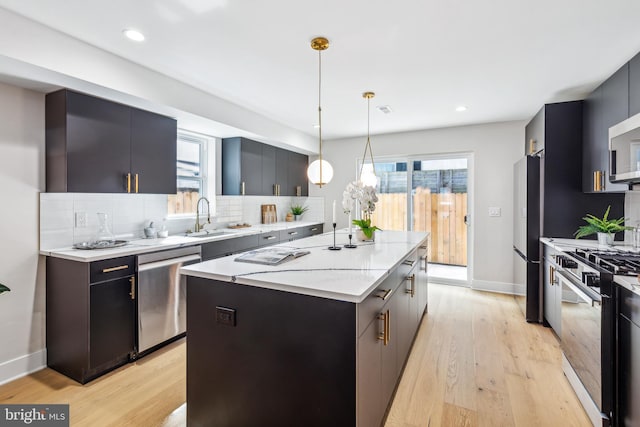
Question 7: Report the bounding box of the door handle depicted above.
[126,173,131,193]
[241,182,246,195]
[405,274,416,297]
[129,276,136,300]
[464,214,469,225]
[135,173,139,193]
[378,309,390,346]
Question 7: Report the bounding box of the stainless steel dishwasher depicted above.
[136,246,201,354]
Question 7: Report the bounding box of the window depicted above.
[168,132,209,215]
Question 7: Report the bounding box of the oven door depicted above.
[558,270,605,426]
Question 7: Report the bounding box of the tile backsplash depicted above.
[40,193,324,250]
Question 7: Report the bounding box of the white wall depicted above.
[310,120,525,291]
[0,82,46,384]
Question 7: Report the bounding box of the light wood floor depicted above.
[0,284,591,426]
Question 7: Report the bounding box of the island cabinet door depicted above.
[358,318,384,427]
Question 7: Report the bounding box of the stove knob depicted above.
[582,272,600,288]
[557,255,578,269]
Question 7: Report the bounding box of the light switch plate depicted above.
[75,212,87,228]
[488,207,501,217]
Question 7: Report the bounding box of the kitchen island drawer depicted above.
[357,271,399,337]
[89,256,135,283]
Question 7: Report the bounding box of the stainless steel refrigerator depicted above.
[513,156,541,322]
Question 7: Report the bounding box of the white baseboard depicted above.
[471,280,525,296]
[0,349,46,386]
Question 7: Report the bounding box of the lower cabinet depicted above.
[357,250,423,427]
[89,277,136,369]
[46,255,136,384]
[617,285,640,427]
[543,246,561,335]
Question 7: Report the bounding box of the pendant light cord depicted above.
[318,48,323,186]
[359,94,376,181]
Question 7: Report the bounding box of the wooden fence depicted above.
[371,188,467,266]
[167,190,199,215]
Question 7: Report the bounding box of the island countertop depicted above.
[180,230,429,303]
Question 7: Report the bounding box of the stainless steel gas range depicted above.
[557,248,640,427]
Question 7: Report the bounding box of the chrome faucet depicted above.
[195,197,211,232]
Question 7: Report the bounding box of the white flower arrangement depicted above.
[343,180,380,239]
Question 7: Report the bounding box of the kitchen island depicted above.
[180,230,429,427]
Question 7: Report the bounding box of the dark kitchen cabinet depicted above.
[617,285,640,427]
[130,108,177,194]
[200,234,260,260]
[46,89,177,194]
[46,255,136,384]
[222,137,309,196]
[89,277,136,370]
[630,52,640,118]
[288,151,309,196]
[582,66,629,193]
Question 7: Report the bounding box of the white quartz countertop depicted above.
[41,221,322,262]
[180,230,429,303]
[540,237,640,297]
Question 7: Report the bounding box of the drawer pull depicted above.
[376,288,393,301]
[378,309,390,346]
[403,259,416,267]
[406,274,416,297]
[129,276,136,300]
[310,227,318,231]
[135,173,139,193]
[288,231,298,235]
[102,265,129,273]
[265,236,277,240]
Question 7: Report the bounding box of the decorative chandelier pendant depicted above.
[307,36,334,187]
[360,91,377,187]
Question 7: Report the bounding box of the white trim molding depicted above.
[472,279,524,296]
[0,349,46,386]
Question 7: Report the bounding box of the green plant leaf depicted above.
[0,283,10,294]
[574,205,632,238]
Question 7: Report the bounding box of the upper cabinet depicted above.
[582,64,629,193]
[630,53,640,117]
[222,137,309,196]
[46,89,177,194]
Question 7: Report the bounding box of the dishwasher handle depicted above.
[138,254,201,272]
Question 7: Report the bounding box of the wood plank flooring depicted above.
[0,284,591,426]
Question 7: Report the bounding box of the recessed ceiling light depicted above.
[123,29,145,42]
[455,105,467,112]
[377,105,393,114]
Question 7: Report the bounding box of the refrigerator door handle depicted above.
[513,246,540,264]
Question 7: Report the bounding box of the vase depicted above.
[597,232,614,246]
[294,215,301,221]
[356,229,375,242]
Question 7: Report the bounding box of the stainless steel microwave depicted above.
[610,112,640,184]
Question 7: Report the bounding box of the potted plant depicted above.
[574,205,631,246]
[343,181,381,241]
[0,283,10,295]
[290,204,309,221]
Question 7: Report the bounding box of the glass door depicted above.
[362,154,471,285]
[412,156,469,284]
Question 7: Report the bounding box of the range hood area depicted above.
[610,111,640,184]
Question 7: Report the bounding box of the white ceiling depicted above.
[1,0,640,140]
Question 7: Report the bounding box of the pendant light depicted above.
[307,37,334,187]
[359,91,377,187]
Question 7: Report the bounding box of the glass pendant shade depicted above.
[360,166,377,187]
[307,159,334,186]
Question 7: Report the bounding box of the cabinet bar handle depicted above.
[102,265,129,273]
[593,170,603,192]
[135,173,139,193]
[129,276,135,300]
[403,259,416,267]
[376,288,393,301]
[296,186,301,197]
[126,173,131,193]
[241,182,245,195]
[528,139,536,155]
[273,184,277,196]
[288,231,298,235]
[311,227,318,231]
[265,235,276,240]
[549,265,556,285]
[378,309,390,346]
[421,256,427,272]
[406,274,416,297]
